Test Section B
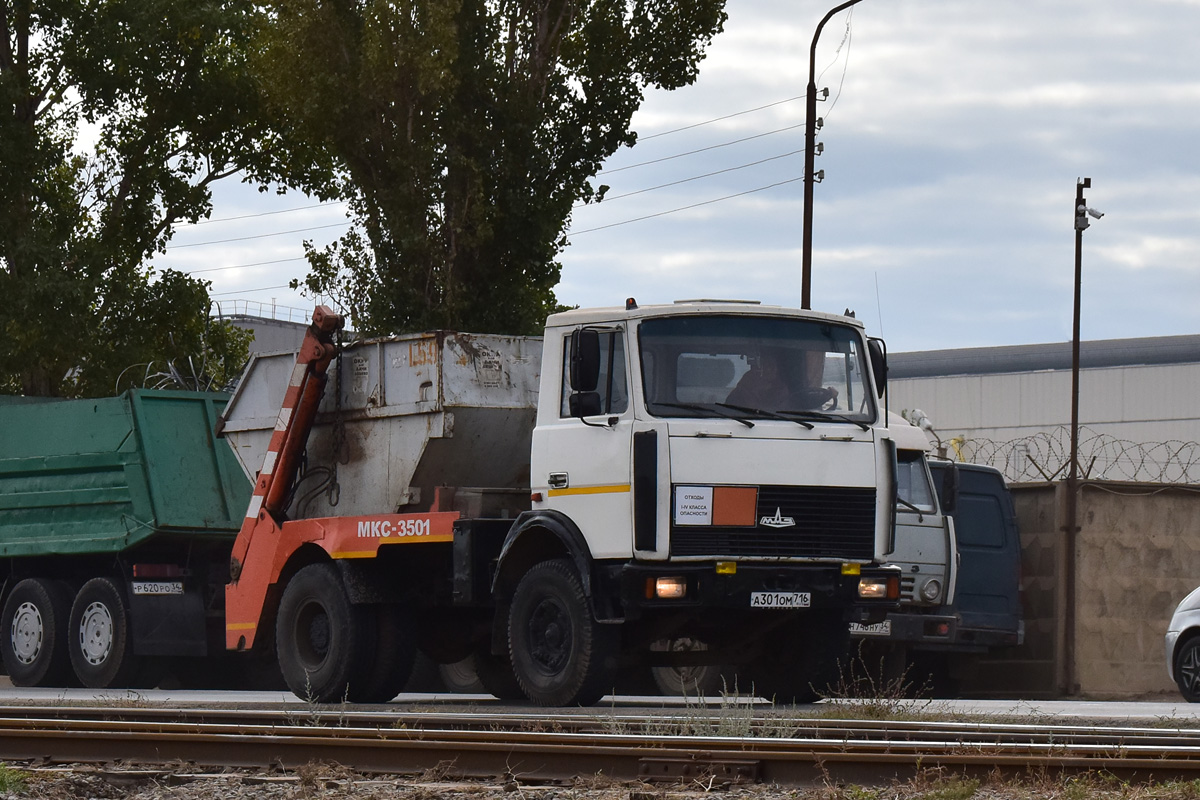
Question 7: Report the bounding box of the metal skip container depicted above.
[0,390,250,557]
[218,331,542,520]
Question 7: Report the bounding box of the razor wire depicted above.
[944,425,1200,484]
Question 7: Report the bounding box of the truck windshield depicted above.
[896,451,936,512]
[637,315,876,423]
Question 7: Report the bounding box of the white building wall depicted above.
[888,362,1200,483]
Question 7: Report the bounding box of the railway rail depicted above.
[0,703,1198,787]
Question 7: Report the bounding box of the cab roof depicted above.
[546,299,866,330]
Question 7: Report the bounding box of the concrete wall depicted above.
[1073,483,1199,697]
[959,481,1200,698]
[228,315,309,356]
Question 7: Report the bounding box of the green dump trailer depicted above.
[0,389,253,688]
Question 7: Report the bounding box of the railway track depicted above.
[0,702,1197,787]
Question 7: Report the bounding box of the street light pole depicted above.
[1064,176,1101,695]
[802,0,865,310]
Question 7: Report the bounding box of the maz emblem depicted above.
[760,508,796,528]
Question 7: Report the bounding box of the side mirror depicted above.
[570,328,600,392]
[940,464,960,515]
[867,337,887,399]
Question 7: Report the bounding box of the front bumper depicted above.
[1167,629,1182,682]
[616,561,900,621]
[852,610,1024,652]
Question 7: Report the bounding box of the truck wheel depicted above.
[751,613,849,705]
[438,654,486,694]
[1175,636,1200,702]
[650,638,725,697]
[345,604,416,703]
[276,563,370,703]
[1,578,75,687]
[473,648,526,701]
[508,559,617,706]
[68,577,143,689]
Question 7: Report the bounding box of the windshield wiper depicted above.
[718,403,813,429]
[776,409,871,431]
[649,401,754,428]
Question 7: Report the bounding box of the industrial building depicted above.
[888,334,1200,485]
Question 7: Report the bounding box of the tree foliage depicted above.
[255,0,728,336]
[0,0,257,396]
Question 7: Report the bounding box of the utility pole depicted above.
[802,0,866,310]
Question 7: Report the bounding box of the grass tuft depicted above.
[0,763,28,794]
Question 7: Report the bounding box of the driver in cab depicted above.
[725,349,838,411]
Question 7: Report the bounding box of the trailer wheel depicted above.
[345,604,417,703]
[276,563,370,703]
[508,559,617,706]
[1,579,75,687]
[68,578,143,689]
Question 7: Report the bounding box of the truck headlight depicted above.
[919,578,943,602]
[858,576,897,599]
[648,576,687,600]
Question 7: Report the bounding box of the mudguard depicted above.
[492,509,596,601]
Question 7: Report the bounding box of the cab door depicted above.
[534,327,636,559]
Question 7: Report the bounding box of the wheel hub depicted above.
[79,601,114,666]
[296,600,331,668]
[11,602,44,665]
[528,598,571,673]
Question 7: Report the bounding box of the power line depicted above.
[168,220,351,249]
[185,256,309,274]
[580,149,804,207]
[816,9,855,124]
[185,200,346,226]
[637,96,803,141]
[210,284,293,297]
[567,176,802,237]
[600,123,805,175]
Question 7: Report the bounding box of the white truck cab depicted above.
[493,300,902,703]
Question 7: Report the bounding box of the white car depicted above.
[1166,586,1200,701]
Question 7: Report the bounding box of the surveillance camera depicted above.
[1086,207,1104,220]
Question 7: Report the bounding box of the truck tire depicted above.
[346,603,417,703]
[1,578,75,687]
[751,613,849,705]
[508,559,617,706]
[650,638,725,697]
[437,654,485,694]
[473,648,526,700]
[276,563,370,703]
[68,577,145,689]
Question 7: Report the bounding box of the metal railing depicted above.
[213,299,312,324]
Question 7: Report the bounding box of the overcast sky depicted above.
[158,0,1200,353]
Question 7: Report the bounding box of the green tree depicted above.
[255,0,728,336]
[1,0,257,397]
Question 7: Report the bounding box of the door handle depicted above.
[548,472,569,489]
